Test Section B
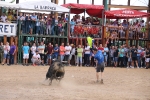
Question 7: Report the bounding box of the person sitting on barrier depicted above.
[31,50,41,66]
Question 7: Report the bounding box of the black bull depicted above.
[45,60,65,85]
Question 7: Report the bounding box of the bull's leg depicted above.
[49,78,52,85]
[45,77,48,80]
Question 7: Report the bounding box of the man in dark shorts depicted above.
[38,42,45,66]
[131,45,139,68]
[93,48,105,83]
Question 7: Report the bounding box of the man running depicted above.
[93,48,105,84]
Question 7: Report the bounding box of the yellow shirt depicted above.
[7,15,13,21]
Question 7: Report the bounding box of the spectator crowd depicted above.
[0,41,150,69]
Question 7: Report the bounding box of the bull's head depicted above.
[57,62,65,68]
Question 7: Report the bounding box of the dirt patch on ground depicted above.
[0,65,150,100]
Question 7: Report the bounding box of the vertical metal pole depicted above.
[16,0,19,4]
[63,0,66,4]
[103,0,108,11]
[67,9,71,43]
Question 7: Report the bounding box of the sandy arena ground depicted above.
[0,65,150,100]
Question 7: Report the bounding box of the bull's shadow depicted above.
[45,59,66,85]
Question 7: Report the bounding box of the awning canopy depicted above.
[0,1,19,9]
[103,9,150,19]
[61,3,104,16]
[16,0,69,12]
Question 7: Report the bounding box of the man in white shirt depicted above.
[31,51,41,66]
[84,43,91,66]
[0,13,7,22]
[65,43,72,65]
[38,42,45,66]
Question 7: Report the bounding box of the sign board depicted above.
[0,22,17,37]
[34,5,56,11]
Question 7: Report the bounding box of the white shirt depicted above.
[1,15,7,22]
[84,46,90,54]
[140,23,145,27]
[65,46,72,55]
[33,54,40,59]
[38,45,45,54]
[4,45,10,54]
[31,46,36,54]
[17,16,25,20]
[71,48,75,55]
[77,19,82,23]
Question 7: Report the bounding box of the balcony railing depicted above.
[105,26,150,40]
[18,20,68,37]
[70,24,102,39]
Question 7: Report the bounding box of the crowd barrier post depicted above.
[126,28,129,46]
[102,26,106,46]
[14,36,18,64]
[4,35,7,45]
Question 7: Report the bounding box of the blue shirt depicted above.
[119,49,124,57]
[23,46,29,54]
[31,15,37,20]
[54,47,59,55]
[137,49,142,56]
[70,21,75,28]
[94,50,104,64]
[104,47,109,55]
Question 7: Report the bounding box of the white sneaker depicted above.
[131,66,134,68]
[137,67,139,68]
[127,67,129,68]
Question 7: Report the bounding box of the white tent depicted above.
[0,1,19,9]
[16,0,69,12]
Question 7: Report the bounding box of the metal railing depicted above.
[18,20,68,37]
[106,26,149,40]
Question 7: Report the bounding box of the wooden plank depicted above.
[102,26,106,46]
[4,35,7,45]
[108,4,149,10]
[10,36,14,45]
[76,38,78,46]
[80,38,82,46]
[126,29,129,46]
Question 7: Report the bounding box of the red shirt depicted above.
[47,46,53,54]
[98,47,104,51]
